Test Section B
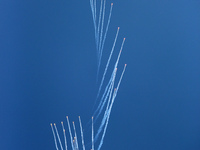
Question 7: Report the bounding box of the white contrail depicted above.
[95,36,123,118]
[95,68,117,141]
[96,0,106,76]
[61,122,68,150]
[98,3,113,66]
[96,0,103,52]
[98,0,106,56]
[66,116,75,150]
[50,123,59,150]
[72,122,79,150]
[96,27,120,99]
[92,117,94,150]
[94,0,96,23]
[98,64,127,149]
[94,78,112,120]
[54,123,64,150]
[78,116,85,150]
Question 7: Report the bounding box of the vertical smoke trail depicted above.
[50,123,59,150]
[72,122,79,150]
[66,116,75,150]
[94,0,96,24]
[61,122,68,150]
[90,0,98,53]
[78,116,85,150]
[92,117,94,150]
[90,0,114,79]
[98,3,113,67]
[98,0,106,58]
[96,0,106,76]
[96,0,103,53]
[54,123,64,150]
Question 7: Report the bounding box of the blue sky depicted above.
[0,0,200,150]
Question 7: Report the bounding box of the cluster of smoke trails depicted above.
[97,0,106,58]
[50,66,126,150]
[97,64,127,150]
[95,64,127,148]
[96,38,126,121]
[94,37,125,121]
[97,0,106,74]
[97,2,113,78]
[94,62,126,144]
[90,0,113,77]
[93,77,112,121]
[51,116,96,150]
[94,68,117,141]
[50,61,126,149]
[96,27,120,100]
[97,3,113,76]
[51,1,126,150]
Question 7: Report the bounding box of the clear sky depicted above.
[0,0,200,150]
